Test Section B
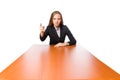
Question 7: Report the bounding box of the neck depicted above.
[54,25,60,28]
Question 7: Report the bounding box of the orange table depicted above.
[0,45,120,80]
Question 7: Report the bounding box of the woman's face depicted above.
[52,13,61,27]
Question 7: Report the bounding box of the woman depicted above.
[40,11,76,47]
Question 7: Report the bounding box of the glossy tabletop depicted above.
[0,45,120,80]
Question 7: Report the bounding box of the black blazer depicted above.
[40,25,76,45]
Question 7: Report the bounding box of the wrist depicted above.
[64,42,69,46]
[40,32,44,37]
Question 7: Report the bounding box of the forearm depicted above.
[40,33,46,41]
[68,39,76,45]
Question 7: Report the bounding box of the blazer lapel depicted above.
[60,26,63,38]
[52,26,60,40]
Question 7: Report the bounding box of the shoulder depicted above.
[61,25,70,30]
[46,26,54,30]
[62,25,67,27]
[61,25,68,29]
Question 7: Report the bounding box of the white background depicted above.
[0,0,120,74]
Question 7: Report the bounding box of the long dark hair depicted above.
[47,11,64,27]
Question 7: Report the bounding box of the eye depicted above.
[58,18,61,20]
[53,18,56,20]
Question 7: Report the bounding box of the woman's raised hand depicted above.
[40,23,45,37]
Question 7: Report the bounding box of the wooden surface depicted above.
[0,45,120,80]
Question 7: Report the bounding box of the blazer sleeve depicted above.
[40,26,49,41]
[65,25,76,45]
